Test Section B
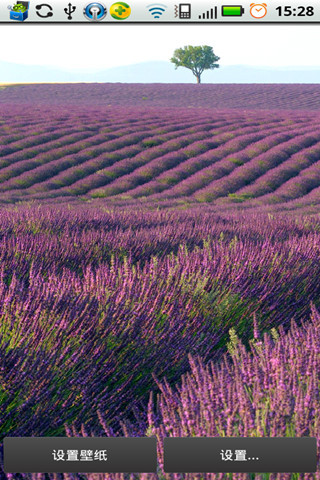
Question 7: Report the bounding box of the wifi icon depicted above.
[147,3,167,18]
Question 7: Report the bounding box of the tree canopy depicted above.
[170,45,220,83]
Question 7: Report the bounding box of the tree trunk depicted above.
[196,75,201,84]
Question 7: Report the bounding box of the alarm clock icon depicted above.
[250,3,267,18]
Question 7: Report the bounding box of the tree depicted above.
[170,45,220,84]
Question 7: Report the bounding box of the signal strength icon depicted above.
[199,7,217,18]
[147,3,167,18]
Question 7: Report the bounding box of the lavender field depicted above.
[1,84,320,480]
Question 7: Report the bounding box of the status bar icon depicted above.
[83,1,107,20]
[174,3,191,18]
[198,7,217,19]
[221,5,244,16]
[8,1,29,20]
[110,1,131,19]
[64,2,76,19]
[250,2,267,18]
[147,3,167,18]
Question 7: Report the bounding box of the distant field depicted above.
[2,83,320,109]
[1,84,320,210]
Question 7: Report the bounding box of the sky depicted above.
[1,24,320,71]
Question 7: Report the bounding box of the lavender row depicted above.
[118,122,320,200]
[0,207,320,443]
[145,124,320,201]
[26,121,226,195]
[87,121,292,199]
[3,272,320,480]
[193,130,320,202]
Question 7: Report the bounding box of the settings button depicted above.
[164,437,317,473]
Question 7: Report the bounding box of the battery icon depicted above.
[221,5,244,15]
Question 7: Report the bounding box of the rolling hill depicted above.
[1,83,320,211]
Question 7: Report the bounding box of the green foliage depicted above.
[101,170,117,178]
[226,327,240,357]
[270,327,280,342]
[228,193,254,202]
[227,157,244,166]
[91,191,106,198]
[142,138,161,147]
[159,176,177,185]
[170,45,220,83]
